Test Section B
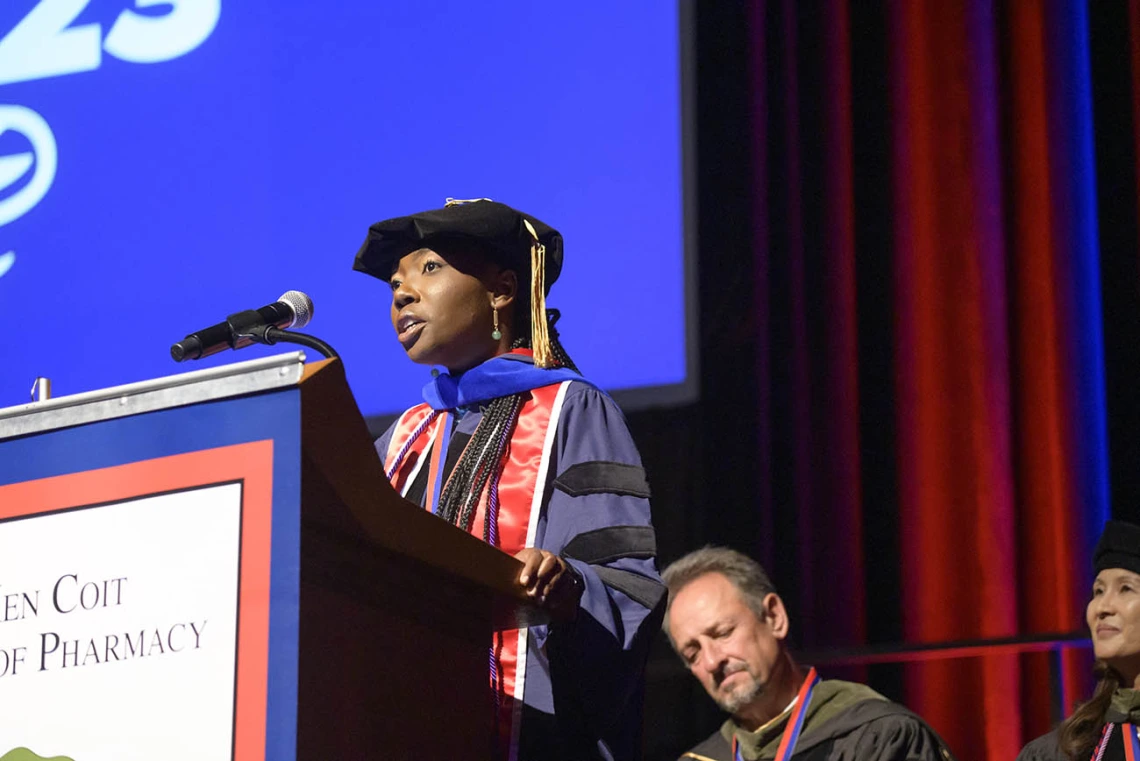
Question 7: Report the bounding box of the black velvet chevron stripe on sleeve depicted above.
[562,525,657,565]
[591,566,666,610]
[552,461,651,498]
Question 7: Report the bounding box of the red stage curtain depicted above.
[741,1,1140,757]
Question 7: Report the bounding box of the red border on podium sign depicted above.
[0,440,275,761]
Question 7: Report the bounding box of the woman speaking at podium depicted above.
[353,198,665,761]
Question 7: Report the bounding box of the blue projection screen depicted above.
[0,2,690,418]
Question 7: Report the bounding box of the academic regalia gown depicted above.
[680,679,956,761]
[1017,731,1068,761]
[1017,688,1140,761]
[376,352,666,761]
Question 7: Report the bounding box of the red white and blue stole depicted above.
[731,668,821,761]
[1089,723,1140,761]
[1128,725,1140,761]
[384,380,572,761]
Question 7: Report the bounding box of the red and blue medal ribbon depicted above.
[1124,723,1140,761]
[424,411,454,515]
[732,668,820,761]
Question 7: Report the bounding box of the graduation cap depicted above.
[354,198,564,368]
[1093,520,1140,577]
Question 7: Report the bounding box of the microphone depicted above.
[170,290,314,362]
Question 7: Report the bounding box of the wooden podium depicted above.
[0,352,540,761]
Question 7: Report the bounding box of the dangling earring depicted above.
[491,306,502,341]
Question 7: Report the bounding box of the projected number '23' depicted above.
[0,0,221,279]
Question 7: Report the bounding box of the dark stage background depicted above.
[635,2,1140,760]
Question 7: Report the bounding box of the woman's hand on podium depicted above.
[514,548,584,621]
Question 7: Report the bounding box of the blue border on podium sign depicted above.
[0,389,302,761]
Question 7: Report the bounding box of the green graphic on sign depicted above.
[0,749,76,761]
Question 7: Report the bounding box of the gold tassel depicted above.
[523,218,553,368]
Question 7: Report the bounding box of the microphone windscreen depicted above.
[278,290,314,329]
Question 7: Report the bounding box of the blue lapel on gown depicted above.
[422,352,583,411]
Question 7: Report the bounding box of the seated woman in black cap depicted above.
[353,198,665,761]
[1018,520,1140,761]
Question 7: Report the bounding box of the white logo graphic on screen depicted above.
[0,0,221,280]
[0,106,58,279]
[0,483,243,761]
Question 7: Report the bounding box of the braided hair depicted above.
[435,309,578,538]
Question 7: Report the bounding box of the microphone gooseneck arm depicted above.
[251,325,340,361]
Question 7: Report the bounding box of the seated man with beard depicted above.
[662,547,956,761]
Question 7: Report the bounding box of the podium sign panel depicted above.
[0,353,534,760]
[0,357,302,760]
[0,443,275,761]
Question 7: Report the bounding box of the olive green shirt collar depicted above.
[723,679,889,760]
[1106,688,1140,724]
